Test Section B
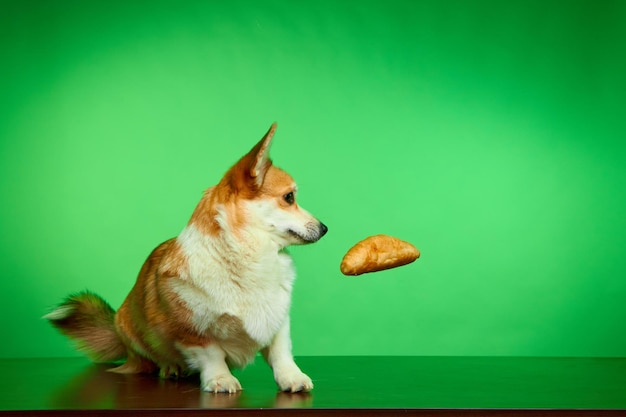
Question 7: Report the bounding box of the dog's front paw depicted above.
[202,374,242,393]
[275,369,314,393]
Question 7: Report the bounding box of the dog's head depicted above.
[203,123,327,248]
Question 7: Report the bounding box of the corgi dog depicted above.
[45,123,327,393]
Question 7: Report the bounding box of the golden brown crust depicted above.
[340,234,420,276]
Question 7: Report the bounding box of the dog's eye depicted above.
[283,192,295,205]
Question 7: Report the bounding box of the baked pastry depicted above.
[340,234,420,276]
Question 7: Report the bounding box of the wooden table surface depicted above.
[1,356,625,416]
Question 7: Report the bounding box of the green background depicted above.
[1,0,625,359]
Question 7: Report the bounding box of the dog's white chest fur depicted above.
[172,224,295,350]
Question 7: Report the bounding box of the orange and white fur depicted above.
[45,123,327,393]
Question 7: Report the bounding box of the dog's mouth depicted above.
[287,223,327,244]
[287,229,310,243]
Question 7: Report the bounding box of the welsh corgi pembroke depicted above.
[45,123,327,393]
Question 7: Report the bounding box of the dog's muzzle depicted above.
[289,222,328,243]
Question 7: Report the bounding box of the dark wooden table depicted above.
[1,356,625,416]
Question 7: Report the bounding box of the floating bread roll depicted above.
[340,234,420,276]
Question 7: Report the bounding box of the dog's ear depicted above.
[247,122,276,188]
[221,123,277,195]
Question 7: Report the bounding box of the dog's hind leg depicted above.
[108,351,157,375]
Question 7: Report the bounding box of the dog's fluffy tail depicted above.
[44,291,126,363]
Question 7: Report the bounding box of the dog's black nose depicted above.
[319,222,328,237]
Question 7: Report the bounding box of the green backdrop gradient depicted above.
[1,0,625,358]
